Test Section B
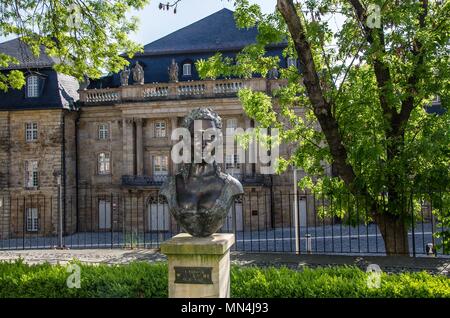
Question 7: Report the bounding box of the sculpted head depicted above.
[179,108,223,179]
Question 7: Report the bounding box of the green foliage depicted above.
[1,260,449,298]
[0,0,149,90]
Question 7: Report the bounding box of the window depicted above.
[183,63,192,76]
[98,153,111,175]
[225,154,241,170]
[26,208,39,232]
[98,124,109,140]
[153,155,168,175]
[24,160,39,188]
[155,121,166,138]
[98,200,111,230]
[26,75,40,98]
[226,118,238,129]
[287,57,297,68]
[433,96,441,104]
[25,122,38,142]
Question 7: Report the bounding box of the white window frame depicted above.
[225,154,241,170]
[183,63,192,76]
[155,121,166,138]
[98,152,111,175]
[25,160,39,188]
[25,122,38,142]
[153,155,168,176]
[26,207,39,232]
[226,118,238,129]
[287,57,297,68]
[26,75,39,98]
[98,123,109,140]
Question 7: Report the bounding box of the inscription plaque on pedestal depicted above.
[174,266,213,284]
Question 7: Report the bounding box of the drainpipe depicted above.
[75,110,80,233]
[61,111,66,241]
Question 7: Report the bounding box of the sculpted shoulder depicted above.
[220,173,244,196]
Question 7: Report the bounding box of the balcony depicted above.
[79,78,286,105]
[121,173,271,188]
[122,175,168,187]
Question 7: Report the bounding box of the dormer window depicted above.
[26,75,40,98]
[287,57,297,68]
[183,63,192,76]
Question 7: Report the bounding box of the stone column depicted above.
[161,233,235,298]
[170,117,178,174]
[244,117,254,177]
[135,118,144,176]
[122,118,135,175]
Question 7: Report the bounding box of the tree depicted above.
[0,0,149,91]
[195,0,449,255]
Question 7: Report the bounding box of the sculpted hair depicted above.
[181,107,222,130]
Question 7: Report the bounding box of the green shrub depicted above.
[0,260,448,298]
[230,266,450,298]
[0,259,168,298]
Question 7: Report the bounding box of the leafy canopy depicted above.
[0,0,149,91]
[197,0,449,199]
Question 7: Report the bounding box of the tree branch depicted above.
[392,0,428,136]
[348,0,393,121]
[276,0,359,192]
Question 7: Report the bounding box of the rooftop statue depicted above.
[132,61,144,85]
[168,58,179,83]
[267,67,279,80]
[120,67,130,86]
[160,108,243,237]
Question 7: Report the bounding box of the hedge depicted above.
[0,260,448,298]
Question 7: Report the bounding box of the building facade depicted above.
[0,9,321,241]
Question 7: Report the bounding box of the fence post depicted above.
[58,175,63,249]
[410,192,416,257]
[293,168,299,254]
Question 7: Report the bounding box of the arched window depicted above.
[26,75,40,98]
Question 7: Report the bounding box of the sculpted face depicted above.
[189,119,217,163]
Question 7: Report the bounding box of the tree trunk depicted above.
[374,213,410,256]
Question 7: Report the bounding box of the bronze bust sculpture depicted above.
[160,108,243,237]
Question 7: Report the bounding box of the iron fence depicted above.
[0,190,448,257]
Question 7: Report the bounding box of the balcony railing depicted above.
[122,175,168,187]
[231,173,272,186]
[79,78,286,105]
[122,173,270,187]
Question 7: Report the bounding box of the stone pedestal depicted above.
[160,233,235,298]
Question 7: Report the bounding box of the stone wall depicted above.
[0,109,77,238]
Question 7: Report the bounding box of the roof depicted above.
[141,8,282,56]
[0,38,59,70]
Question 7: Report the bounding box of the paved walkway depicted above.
[0,248,448,276]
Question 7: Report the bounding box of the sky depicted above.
[128,0,277,45]
[0,0,277,45]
